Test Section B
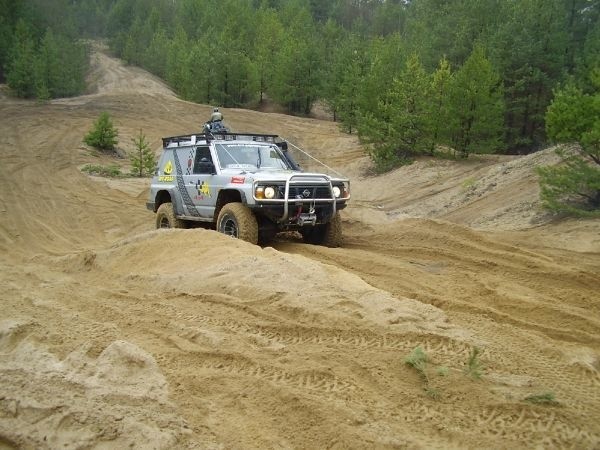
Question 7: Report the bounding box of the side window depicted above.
[193,146,212,174]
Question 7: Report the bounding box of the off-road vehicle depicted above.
[146,131,350,246]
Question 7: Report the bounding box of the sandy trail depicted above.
[0,49,599,449]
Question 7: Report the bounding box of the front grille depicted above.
[287,185,331,199]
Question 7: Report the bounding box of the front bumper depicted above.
[252,174,350,223]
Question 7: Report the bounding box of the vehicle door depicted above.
[183,145,217,218]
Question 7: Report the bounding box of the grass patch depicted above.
[405,346,429,382]
[81,163,123,178]
[524,392,559,405]
[436,366,449,376]
[464,347,483,379]
[425,387,441,400]
[404,346,446,400]
[461,177,477,191]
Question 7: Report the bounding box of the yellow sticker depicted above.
[163,160,173,175]
[197,180,211,197]
[158,175,174,182]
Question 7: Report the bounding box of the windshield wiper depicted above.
[256,147,262,169]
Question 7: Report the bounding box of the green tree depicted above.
[130,129,156,177]
[255,6,284,103]
[270,3,321,114]
[165,25,190,94]
[6,19,36,98]
[356,34,406,121]
[84,112,119,151]
[489,0,568,151]
[360,54,431,171]
[336,45,365,133]
[0,0,24,82]
[537,79,600,214]
[143,28,169,79]
[270,33,321,114]
[448,46,504,158]
[404,0,501,70]
[35,28,88,100]
[321,28,366,131]
[371,1,407,36]
[427,57,453,154]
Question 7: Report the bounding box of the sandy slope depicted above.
[0,49,599,449]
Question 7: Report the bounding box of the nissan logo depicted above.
[302,189,311,198]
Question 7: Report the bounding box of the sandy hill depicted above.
[0,48,598,449]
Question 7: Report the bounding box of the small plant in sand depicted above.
[405,346,429,382]
[425,387,441,400]
[524,392,559,405]
[461,177,477,191]
[464,347,483,379]
[81,163,123,177]
[404,346,448,400]
[436,366,449,376]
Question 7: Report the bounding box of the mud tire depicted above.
[156,203,187,229]
[301,212,342,247]
[216,202,258,244]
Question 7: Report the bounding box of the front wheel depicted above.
[300,212,342,247]
[216,203,258,244]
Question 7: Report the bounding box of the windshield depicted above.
[215,143,291,171]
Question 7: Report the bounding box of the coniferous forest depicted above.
[1,0,599,171]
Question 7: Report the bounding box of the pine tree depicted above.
[323,31,366,132]
[270,3,322,114]
[359,54,431,170]
[537,77,600,215]
[84,112,119,151]
[130,129,156,177]
[336,47,365,134]
[143,28,169,79]
[448,46,504,158]
[427,57,453,155]
[255,6,284,104]
[165,26,190,95]
[357,34,407,119]
[6,19,36,98]
[488,0,568,151]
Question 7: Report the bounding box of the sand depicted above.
[0,47,598,449]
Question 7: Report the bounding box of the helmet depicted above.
[213,107,219,112]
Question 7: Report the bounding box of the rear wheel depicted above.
[156,203,187,229]
[216,202,258,244]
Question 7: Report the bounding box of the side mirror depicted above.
[197,157,216,175]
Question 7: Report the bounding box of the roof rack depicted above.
[162,132,281,148]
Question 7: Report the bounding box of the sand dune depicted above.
[0,48,598,449]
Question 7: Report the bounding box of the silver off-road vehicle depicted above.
[146,131,350,246]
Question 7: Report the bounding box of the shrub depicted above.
[84,112,119,151]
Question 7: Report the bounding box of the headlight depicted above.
[332,186,341,198]
[255,187,265,199]
[264,186,276,199]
